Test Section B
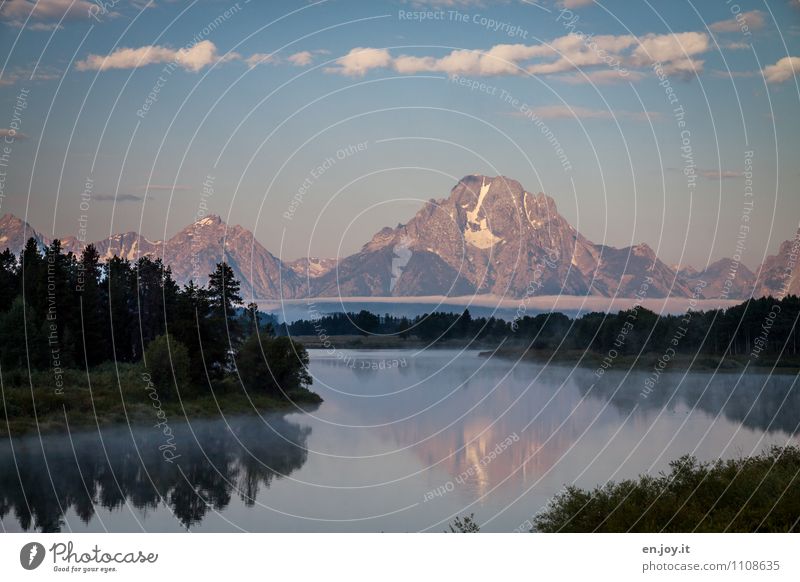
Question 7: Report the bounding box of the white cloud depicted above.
[630,32,709,67]
[288,51,314,66]
[524,33,636,75]
[762,56,800,83]
[326,47,392,76]
[75,40,223,72]
[709,10,765,33]
[326,30,711,79]
[659,58,704,77]
[246,52,277,68]
[414,44,543,76]
[286,49,329,67]
[330,43,572,77]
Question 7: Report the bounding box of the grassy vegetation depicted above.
[0,363,321,436]
[532,446,800,532]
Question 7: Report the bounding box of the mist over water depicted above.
[2,350,797,532]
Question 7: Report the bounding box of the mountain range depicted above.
[1,175,797,301]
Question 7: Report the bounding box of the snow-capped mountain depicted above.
[0,175,796,301]
[160,215,304,299]
[310,175,694,298]
[0,212,303,300]
[754,231,800,299]
[286,257,338,279]
[61,231,162,261]
[0,213,47,253]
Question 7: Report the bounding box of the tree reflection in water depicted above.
[0,415,310,531]
[580,371,800,436]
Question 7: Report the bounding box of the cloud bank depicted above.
[324,31,713,79]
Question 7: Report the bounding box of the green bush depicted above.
[143,334,191,400]
[533,446,800,532]
[236,333,312,396]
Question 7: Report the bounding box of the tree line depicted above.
[0,237,312,398]
[283,296,800,358]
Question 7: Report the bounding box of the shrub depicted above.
[532,446,800,532]
[446,514,481,532]
[143,335,191,400]
[236,333,312,396]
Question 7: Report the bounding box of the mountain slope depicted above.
[754,231,800,299]
[0,177,796,301]
[160,216,304,300]
[680,259,756,300]
[312,175,694,299]
[0,214,47,253]
[0,213,302,300]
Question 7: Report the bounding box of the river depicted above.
[1,349,797,532]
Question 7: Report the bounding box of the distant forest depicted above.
[282,296,800,359]
[2,235,797,376]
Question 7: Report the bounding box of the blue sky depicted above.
[0,0,798,270]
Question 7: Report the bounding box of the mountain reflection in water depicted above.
[2,350,798,532]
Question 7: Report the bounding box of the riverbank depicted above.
[291,334,482,349]
[289,332,800,372]
[482,346,800,373]
[529,446,800,532]
[0,363,322,436]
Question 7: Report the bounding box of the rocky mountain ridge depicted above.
[1,175,796,301]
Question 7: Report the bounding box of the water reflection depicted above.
[311,351,800,510]
[1,351,798,532]
[583,369,800,435]
[0,416,310,532]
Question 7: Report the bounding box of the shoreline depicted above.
[483,346,800,374]
[293,335,800,373]
[2,392,322,437]
[258,294,741,314]
[0,363,322,437]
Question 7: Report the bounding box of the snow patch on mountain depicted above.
[464,178,502,249]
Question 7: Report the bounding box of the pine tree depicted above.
[106,256,136,362]
[75,245,106,366]
[0,248,19,312]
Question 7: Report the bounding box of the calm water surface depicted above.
[2,349,798,532]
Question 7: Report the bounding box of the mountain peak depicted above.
[457,174,523,193]
[454,175,559,215]
[632,242,655,257]
[0,213,46,254]
[0,213,28,227]
[193,214,224,227]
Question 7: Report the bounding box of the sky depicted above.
[0,0,798,271]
